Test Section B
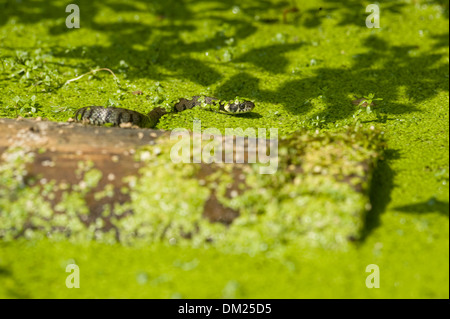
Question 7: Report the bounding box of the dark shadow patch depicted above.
[227,34,446,123]
[299,0,407,29]
[230,112,263,119]
[0,264,30,298]
[394,198,449,217]
[234,43,305,74]
[361,149,400,241]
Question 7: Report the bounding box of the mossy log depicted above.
[0,117,384,252]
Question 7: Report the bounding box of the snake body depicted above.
[74,96,255,128]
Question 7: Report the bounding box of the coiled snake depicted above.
[74,96,255,128]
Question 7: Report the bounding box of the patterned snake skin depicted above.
[74,96,255,128]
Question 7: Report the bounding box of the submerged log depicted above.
[0,117,384,251]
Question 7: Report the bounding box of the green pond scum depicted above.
[0,0,448,298]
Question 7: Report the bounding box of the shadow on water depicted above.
[0,1,447,122]
[0,0,300,87]
[360,147,448,243]
[360,149,399,241]
[394,198,449,217]
[231,112,263,119]
[299,0,408,29]
[214,32,448,122]
[0,264,30,298]
[286,0,447,29]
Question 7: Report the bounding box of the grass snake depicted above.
[74,96,255,128]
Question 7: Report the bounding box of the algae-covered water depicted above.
[0,0,448,298]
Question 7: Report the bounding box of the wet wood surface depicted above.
[0,118,262,224]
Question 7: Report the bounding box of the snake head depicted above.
[222,99,255,114]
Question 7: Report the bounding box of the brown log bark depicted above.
[0,117,261,224]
